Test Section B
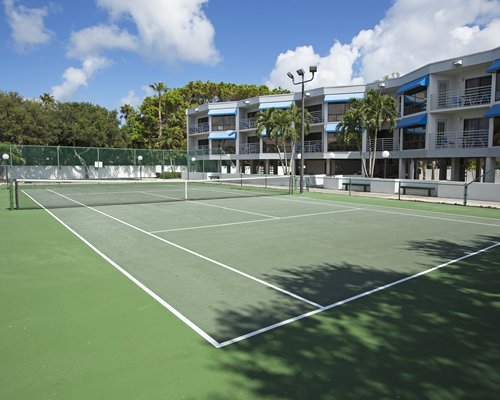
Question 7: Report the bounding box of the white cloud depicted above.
[267,0,500,89]
[68,24,139,58]
[51,56,110,101]
[120,90,142,107]
[3,0,53,51]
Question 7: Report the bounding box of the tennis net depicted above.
[14,176,292,209]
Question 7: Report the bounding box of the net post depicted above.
[8,180,14,210]
[14,180,19,210]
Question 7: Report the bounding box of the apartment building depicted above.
[186,47,500,182]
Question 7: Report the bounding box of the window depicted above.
[496,73,500,102]
[247,136,259,144]
[403,87,426,116]
[211,139,235,154]
[494,117,500,147]
[327,133,357,151]
[306,104,323,123]
[211,115,235,131]
[328,102,349,122]
[402,126,426,150]
[198,117,208,125]
[464,118,489,148]
[198,139,208,146]
[465,76,492,91]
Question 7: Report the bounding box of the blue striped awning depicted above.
[396,75,429,94]
[258,101,293,110]
[208,131,237,140]
[325,123,340,132]
[486,59,500,73]
[397,113,428,129]
[324,92,364,103]
[484,104,500,118]
[207,108,237,116]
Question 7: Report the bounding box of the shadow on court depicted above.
[207,235,500,400]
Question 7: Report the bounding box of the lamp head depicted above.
[296,68,305,76]
[2,153,9,161]
[137,155,143,161]
[309,66,317,74]
[191,157,196,162]
[287,72,294,79]
[382,150,390,159]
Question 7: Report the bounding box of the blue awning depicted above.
[324,92,364,103]
[484,104,500,118]
[325,123,340,132]
[486,59,500,73]
[396,75,429,94]
[207,108,237,116]
[208,131,237,140]
[396,113,427,129]
[258,101,293,110]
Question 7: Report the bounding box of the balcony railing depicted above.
[239,117,257,130]
[429,85,492,110]
[308,110,323,124]
[366,137,399,152]
[327,142,358,152]
[431,129,489,149]
[239,143,260,154]
[192,146,209,156]
[188,122,210,134]
[295,140,323,153]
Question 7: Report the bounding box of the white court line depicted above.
[217,240,500,348]
[45,189,324,311]
[268,196,500,227]
[21,190,221,348]
[150,208,360,234]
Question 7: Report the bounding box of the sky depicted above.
[1,0,500,111]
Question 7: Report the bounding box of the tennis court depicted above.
[14,177,500,348]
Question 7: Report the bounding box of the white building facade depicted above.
[186,47,500,182]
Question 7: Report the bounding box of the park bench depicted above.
[342,181,370,192]
[399,184,435,197]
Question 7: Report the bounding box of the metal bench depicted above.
[399,184,435,198]
[342,182,370,192]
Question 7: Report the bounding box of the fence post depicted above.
[463,183,468,206]
[398,181,401,200]
[348,178,352,196]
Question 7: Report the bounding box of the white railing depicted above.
[308,110,323,124]
[239,143,260,154]
[239,117,257,130]
[429,85,492,110]
[367,137,399,152]
[431,130,489,149]
[296,140,323,153]
[188,122,210,134]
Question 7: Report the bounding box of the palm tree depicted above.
[149,82,169,141]
[256,105,310,175]
[39,92,55,109]
[337,98,368,176]
[362,89,398,177]
[119,104,135,122]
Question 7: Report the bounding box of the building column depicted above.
[409,159,416,180]
[265,159,270,175]
[325,159,331,176]
[485,157,496,183]
[439,158,447,180]
[450,158,461,181]
[398,158,407,179]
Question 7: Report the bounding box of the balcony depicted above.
[239,117,257,130]
[367,137,399,152]
[431,130,489,149]
[295,140,323,153]
[188,122,210,134]
[309,110,323,124]
[429,86,492,111]
[240,143,260,154]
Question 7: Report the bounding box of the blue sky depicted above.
[1,0,500,111]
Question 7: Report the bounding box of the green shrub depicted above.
[156,172,181,179]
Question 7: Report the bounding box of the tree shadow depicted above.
[206,235,500,399]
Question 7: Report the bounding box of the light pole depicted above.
[287,66,317,193]
[137,155,143,180]
[2,153,9,182]
[382,150,390,179]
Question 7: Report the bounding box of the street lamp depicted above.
[382,150,390,179]
[287,66,317,193]
[137,155,143,180]
[2,153,9,182]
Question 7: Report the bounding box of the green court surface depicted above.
[1,183,500,399]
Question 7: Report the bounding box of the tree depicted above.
[338,90,397,178]
[149,82,169,141]
[337,98,368,176]
[39,93,56,109]
[362,89,398,177]
[256,105,310,175]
